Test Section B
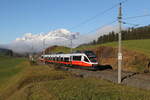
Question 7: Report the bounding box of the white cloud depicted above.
[74,25,120,45]
[7,29,80,53]
[1,25,120,54]
[96,25,119,35]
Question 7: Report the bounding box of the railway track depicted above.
[47,64,150,90]
[37,59,150,90]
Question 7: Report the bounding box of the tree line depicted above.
[82,25,150,46]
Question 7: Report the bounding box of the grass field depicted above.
[76,39,150,57]
[1,39,150,99]
[9,78,150,100]
[47,39,150,58]
[0,55,26,86]
[0,55,150,100]
[47,46,70,53]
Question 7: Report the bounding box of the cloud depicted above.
[74,25,120,45]
[6,29,79,53]
[96,25,119,35]
[1,25,120,54]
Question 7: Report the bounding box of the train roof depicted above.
[42,53,87,57]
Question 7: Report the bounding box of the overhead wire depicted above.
[69,0,128,30]
[122,21,139,27]
[123,14,150,20]
[122,14,150,27]
[85,19,118,34]
[84,0,150,35]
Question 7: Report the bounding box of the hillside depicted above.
[45,45,70,54]
[0,56,150,100]
[77,39,150,72]
[0,48,13,56]
[44,39,150,72]
[0,55,26,93]
[77,39,150,56]
[45,39,150,57]
[88,25,150,46]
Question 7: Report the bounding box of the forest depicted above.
[84,25,150,46]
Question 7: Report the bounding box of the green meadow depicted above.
[0,55,150,100]
[76,39,150,57]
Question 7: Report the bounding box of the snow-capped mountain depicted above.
[8,29,79,53]
[15,29,78,42]
[3,25,120,54]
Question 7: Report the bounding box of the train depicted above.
[40,51,100,70]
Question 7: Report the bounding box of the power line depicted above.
[123,14,150,20]
[122,14,150,27]
[122,21,139,27]
[85,19,118,34]
[69,0,128,30]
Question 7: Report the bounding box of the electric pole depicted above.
[70,39,72,53]
[43,39,45,55]
[118,3,122,84]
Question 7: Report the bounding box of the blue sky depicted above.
[0,0,150,44]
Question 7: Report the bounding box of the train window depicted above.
[84,51,96,58]
[73,56,81,61]
[70,56,73,61]
[61,57,63,61]
[84,56,89,62]
[64,57,69,62]
[57,57,59,61]
[59,56,61,61]
[89,57,97,63]
[55,57,57,61]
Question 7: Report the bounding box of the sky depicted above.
[0,0,150,44]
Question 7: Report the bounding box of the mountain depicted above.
[2,25,119,54]
[8,29,79,53]
[0,48,13,56]
[15,29,78,41]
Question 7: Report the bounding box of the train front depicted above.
[84,51,99,69]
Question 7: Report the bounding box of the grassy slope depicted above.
[0,55,26,88]
[47,39,150,58]
[33,78,150,100]
[76,39,150,57]
[0,56,150,100]
[48,46,70,53]
[9,77,150,100]
[0,57,73,99]
[54,46,70,53]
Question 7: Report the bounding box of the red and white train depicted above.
[40,51,99,70]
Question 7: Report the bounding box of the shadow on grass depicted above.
[121,72,140,82]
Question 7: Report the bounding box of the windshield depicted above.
[89,57,97,63]
[84,51,96,58]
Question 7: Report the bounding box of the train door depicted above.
[82,56,92,67]
[70,56,73,66]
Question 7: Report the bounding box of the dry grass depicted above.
[1,56,150,100]
[0,60,74,100]
[8,77,150,100]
